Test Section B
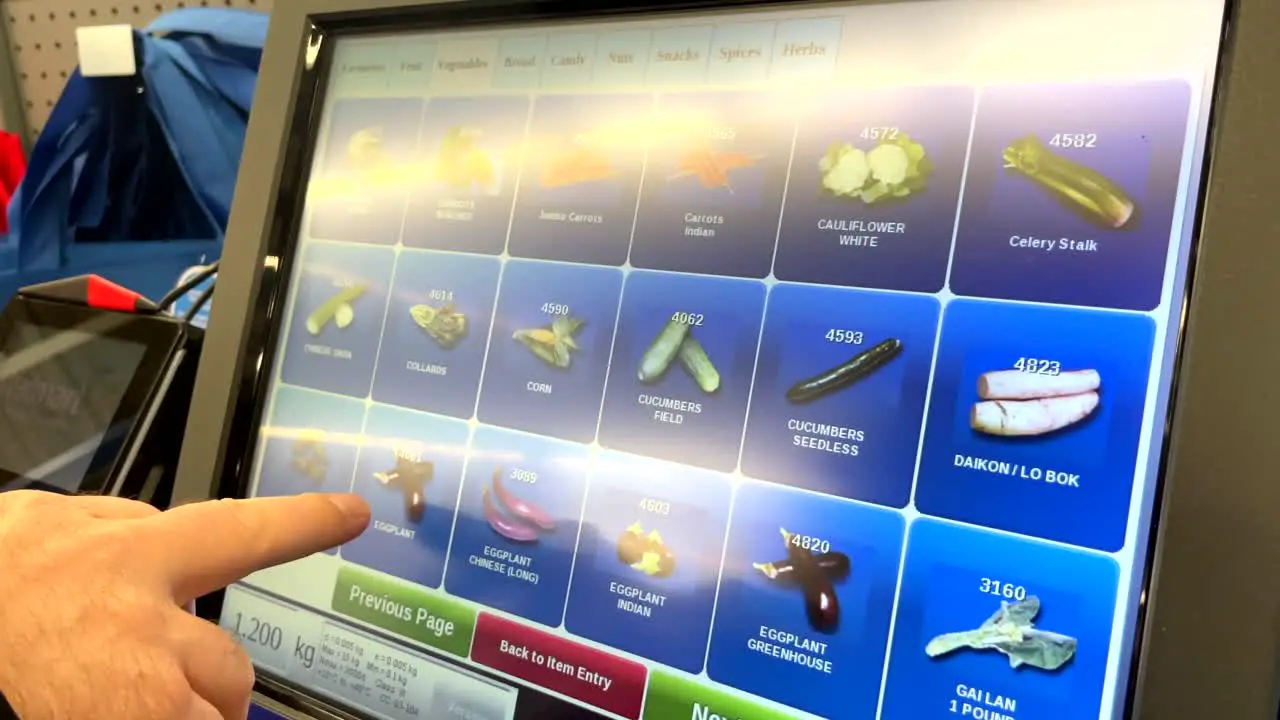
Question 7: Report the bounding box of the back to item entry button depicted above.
[471,612,648,719]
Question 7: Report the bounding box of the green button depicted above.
[331,565,475,658]
[643,671,795,720]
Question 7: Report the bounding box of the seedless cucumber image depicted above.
[1002,134,1137,230]
[785,338,903,404]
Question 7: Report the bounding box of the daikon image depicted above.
[977,368,1101,401]
[970,367,1103,436]
[971,392,1100,437]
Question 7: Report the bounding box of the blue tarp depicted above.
[0,8,268,304]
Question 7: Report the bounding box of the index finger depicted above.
[141,493,370,603]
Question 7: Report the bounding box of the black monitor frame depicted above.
[0,296,189,497]
[172,0,1280,717]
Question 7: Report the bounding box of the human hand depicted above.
[0,491,370,720]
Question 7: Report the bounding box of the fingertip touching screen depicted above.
[219,1,1230,718]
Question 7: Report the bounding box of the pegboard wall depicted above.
[0,0,273,139]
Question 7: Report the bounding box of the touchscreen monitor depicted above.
[0,300,170,495]
[219,0,1230,718]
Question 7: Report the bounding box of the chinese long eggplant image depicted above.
[483,467,555,543]
[925,596,1078,672]
[1003,135,1136,230]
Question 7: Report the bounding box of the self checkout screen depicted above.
[219,0,1229,718]
[0,317,147,494]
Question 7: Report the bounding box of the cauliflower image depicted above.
[868,143,910,185]
[818,133,932,204]
[818,144,871,197]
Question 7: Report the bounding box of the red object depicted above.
[471,613,648,719]
[20,274,157,313]
[85,275,146,312]
[0,131,26,234]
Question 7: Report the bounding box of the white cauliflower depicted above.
[867,143,910,185]
[819,144,871,197]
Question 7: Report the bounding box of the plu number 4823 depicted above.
[1013,357,1062,376]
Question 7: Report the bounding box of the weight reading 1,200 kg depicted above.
[231,612,283,651]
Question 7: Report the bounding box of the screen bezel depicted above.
[172,0,1280,717]
[0,296,185,495]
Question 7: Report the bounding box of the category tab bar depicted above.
[593,30,651,88]
[770,17,844,83]
[646,25,714,87]
[707,22,776,86]
[433,38,499,92]
[543,33,598,88]
[494,35,546,90]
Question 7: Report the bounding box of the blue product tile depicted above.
[445,427,589,626]
[279,241,395,399]
[950,81,1192,311]
[343,406,470,588]
[707,482,904,719]
[564,452,732,672]
[598,271,765,471]
[477,260,623,443]
[741,284,939,508]
[371,250,501,419]
[916,300,1155,552]
[882,520,1119,720]
[775,86,974,293]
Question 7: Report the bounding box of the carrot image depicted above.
[667,146,762,192]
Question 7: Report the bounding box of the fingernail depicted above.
[327,493,371,522]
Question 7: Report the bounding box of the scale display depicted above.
[219,0,1229,718]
